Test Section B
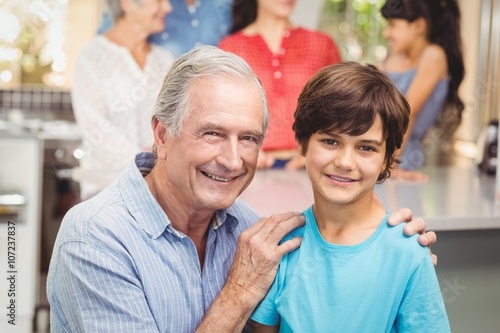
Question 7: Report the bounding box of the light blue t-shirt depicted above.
[251,206,450,333]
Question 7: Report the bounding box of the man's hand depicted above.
[195,212,305,333]
[388,208,438,265]
[227,212,305,303]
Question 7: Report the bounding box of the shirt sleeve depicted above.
[396,255,451,332]
[47,239,160,332]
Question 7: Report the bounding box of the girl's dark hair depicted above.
[293,62,410,183]
[381,0,465,117]
[230,0,258,33]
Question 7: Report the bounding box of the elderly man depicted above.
[47,46,435,332]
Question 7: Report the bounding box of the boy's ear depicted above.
[297,141,306,157]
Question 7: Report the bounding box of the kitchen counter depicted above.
[0,133,43,333]
[0,119,81,333]
[240,166,500,231]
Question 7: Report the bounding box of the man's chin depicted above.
[204,193,240,211]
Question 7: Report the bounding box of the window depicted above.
[318,0,387,63]
[0,0,69,88]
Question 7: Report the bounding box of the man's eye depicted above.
[241,136,261,146]
[203,132,223,142]
[242,135,257,142]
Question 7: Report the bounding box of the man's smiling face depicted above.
[159,76,265,213]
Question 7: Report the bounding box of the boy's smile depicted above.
[302,115,387,208]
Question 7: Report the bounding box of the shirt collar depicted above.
[120,152,238,239]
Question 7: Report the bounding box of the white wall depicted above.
[290,0,324,29]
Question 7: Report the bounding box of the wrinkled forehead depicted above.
[187,75,267,129]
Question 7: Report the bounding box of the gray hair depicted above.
[153,45,269,138]
[105,0,142,21]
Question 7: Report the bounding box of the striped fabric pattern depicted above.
[47,153,260,332]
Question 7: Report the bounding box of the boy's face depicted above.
[300,116,386,207]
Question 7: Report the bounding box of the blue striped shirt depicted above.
[47,153,261,332]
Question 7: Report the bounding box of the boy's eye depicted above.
[322,139,339,146]
[359,146,375,152]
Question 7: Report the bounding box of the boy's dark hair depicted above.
[293,62,410,182]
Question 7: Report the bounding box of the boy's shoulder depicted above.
[280,224,307,245]
[380,222,429,266]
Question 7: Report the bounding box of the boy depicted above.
[250,62,450,332]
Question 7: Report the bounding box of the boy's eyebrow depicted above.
[320,131,384,146]
[359,139,384,146]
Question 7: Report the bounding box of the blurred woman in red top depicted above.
[219,0,341,169]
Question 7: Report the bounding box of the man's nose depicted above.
[216,137,243,171]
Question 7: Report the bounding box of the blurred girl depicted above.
[380,0,464,179]
[219,0,341,170]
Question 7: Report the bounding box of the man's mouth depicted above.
[202,171,232,182]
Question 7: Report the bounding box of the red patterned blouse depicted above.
[219,27,341,152]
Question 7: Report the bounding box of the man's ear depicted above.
[152,117,168,159]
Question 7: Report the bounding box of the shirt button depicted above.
[279,48,286,55]
[161,32,169,40]
[272,59,280,67]
[274,71,282,79]
[283,30,290,37]
[191,19,199,28]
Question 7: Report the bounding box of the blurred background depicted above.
[0,0,498,332]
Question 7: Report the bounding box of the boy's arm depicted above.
[396,256,451,332]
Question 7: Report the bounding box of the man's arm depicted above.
[195,212,305,333]
[48,241,159,332]
[387,207,438,265]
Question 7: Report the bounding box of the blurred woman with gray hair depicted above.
[72,0,174,199]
